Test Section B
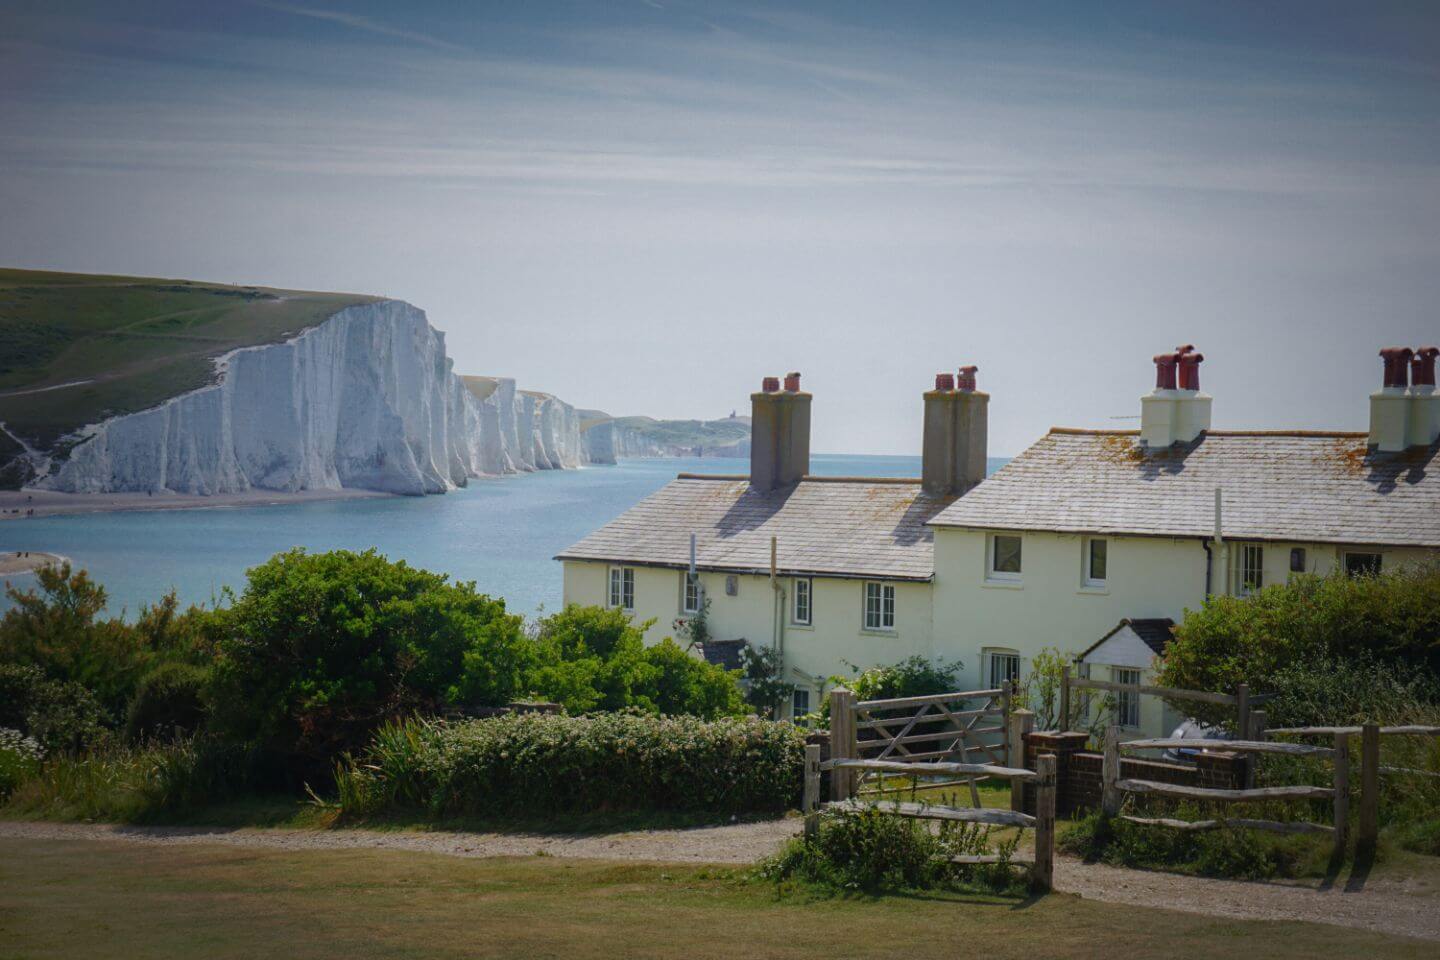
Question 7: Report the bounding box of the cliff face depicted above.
[39,301,597,496]
[581,415,750,459]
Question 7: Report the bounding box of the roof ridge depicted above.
[1048,427,1369,439]
[674,473,922,485]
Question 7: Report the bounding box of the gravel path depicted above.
[5,819,1437,942]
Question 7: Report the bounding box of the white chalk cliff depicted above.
[40,300,602,496]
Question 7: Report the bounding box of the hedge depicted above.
[336,711,806,818]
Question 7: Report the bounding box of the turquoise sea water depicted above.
[0,454,1004,620]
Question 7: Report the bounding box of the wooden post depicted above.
[1009,709,1035,812]
[1060,665,1071,732]
[803,744,821,839]
[1236,683,1253,788]
[1332,731,1350,860]
[1359,721,1380,856]
[828,687,857,802]
[1033,753,1057,893]
[1102,725,1122,817]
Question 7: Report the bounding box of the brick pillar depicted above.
[1023,731,1089,815]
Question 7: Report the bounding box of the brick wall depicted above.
[1021,731,1246,815]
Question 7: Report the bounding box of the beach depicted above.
[0,549,65,576]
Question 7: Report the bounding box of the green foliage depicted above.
[643,639,747,718]
[1014,646,1070,729]
[125,662,212,741]
[334,712,805,819]
[1059,808,1322,880]
[0,663,108,753]
[758,807,1022,894]
[1157,566,1440,725]
[740,645,794,719]
[844,655,963,702]
[0,728,45,799]
[208,548,523,765]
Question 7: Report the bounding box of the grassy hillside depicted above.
[0,268,378,452]
[611,414,751,450]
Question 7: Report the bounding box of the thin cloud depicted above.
[253,1,464,53]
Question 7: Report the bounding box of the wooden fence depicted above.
[811,687,1057,891]
[1060,668,1274,740]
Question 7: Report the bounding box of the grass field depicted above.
[0,267,376,455]
[0,837,1432,960]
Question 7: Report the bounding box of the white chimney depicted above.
[1407,347,1440,448]
[1140,346,1210,448]
[1370,347,1413,452]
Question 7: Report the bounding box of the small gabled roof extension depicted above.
[556,475,954,581]
[929,429,1440,548]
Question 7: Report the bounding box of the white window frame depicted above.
[984,648,1020,690]
[792,577,812,626]
[987,533,1023,583]
[863,581,895,632]
[609,566,635,611]
[1343,551,1383,577]
[680,572,700,614]
[1235,543,1263,596]
[1083,537,1108,588]
[1114,667,1141,727]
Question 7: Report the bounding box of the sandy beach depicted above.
[0,487,393,521]
[0,550,65,575]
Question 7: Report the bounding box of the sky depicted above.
[2,1,1438,455]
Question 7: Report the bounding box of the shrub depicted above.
[758,806,1022,894]
[208,548,525,766]
[0,663,108,753]
[335,712,806,819]
[845,656,963,702]
[0,727,45,799]
[1059,808,1319,880]
[643,639,746,718]
[125,662,211,741]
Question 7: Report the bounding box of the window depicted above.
[988,534,1023,582]
[985,649,1020,690]
[863,581,895,631]
[792,577,812,625]
[1114,667,1141,727]
[791,688,811,719]
[1084,538,1108,587]
[1289,547,1307,573]
[680,573,700,614]
[1345,552,1382,577]
[1235,543,1263,596]
[609,566,635,610]
[725,575,739,596]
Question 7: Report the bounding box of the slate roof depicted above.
[929,430,1440,548]
[556,475,953,580]
[1078,618,1176,660]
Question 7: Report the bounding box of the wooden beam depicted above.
[949,854,1034,866]
[803,743,820,840]
[854,689,1003,711]
[1120,815,1334,836]
[1332,731,1350,860]
[1119,738,1334,758]
[1009,709,1035,812]
[1102,725,1121,817]
[822,758,1035,780]
[1115,778,1335,802]
[825,798,1036,828]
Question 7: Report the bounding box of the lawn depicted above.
[0,267,376,456]
[1,837,1433,960]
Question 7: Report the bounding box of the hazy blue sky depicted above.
[3,1,1438,454]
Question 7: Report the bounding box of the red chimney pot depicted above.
[934,372,955,391]
[1412,347,1439,387]
[1177,349,1204,391]
[1380,347,1414,388]
[761,376,780,393]
[783,371,801,392]
[1153,352,1179,390]
[957,365,978,392]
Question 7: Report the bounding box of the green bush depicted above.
[0,727,45,799]
[1059,808,1321,880]
[0,663,108,753]
[125,662,211,741]
[759,806,1022,894]
[1157,566,1440,724]
[844,655,963,702]
[335,712,805,819]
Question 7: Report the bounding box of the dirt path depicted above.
[4,819,1437,942]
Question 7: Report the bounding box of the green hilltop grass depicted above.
[0,267,378,452]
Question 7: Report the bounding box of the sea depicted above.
[0,454,1006,621]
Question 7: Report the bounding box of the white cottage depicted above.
[559,347,1440,729]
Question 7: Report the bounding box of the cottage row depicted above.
[557,347,1440,736]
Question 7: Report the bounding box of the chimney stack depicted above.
[922,366,989,497]
[750,372,811,491]
[1408,346,1440,449]
[1370,347,1413,452]
[1141,345,1211,447]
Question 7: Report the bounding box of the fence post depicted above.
[803,743,821,839]
[1332,731,1350,860]
[1359,721,1380,856]
[828,687,856,802]
[1033,753,1056,893]
[1102,725,1122,817]
[1009,709,1035,812]
[1059,665,1071,732]
[1236,683,1252,788]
